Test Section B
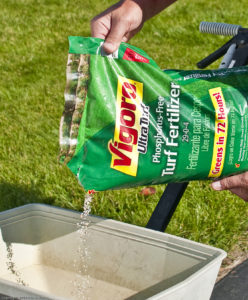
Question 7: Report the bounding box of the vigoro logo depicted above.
[108,76,143,176]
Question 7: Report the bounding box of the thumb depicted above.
[103,17,129,54]
[211,172,248,191]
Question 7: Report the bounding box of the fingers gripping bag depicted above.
[59,36,248,192]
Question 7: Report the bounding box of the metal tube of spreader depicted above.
[219,43,237,68]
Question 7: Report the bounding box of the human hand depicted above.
[91,0,177,54]
[91,0,144,54]
[211,172,248,201]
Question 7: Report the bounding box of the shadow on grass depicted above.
[0,182,54,212]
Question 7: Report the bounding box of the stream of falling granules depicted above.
[6,242,27,286]
[73,192,93,300]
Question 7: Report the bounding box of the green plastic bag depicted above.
[59,37,248,191]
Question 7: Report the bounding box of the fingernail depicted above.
[103,42,115,54]
[212,181,222,191]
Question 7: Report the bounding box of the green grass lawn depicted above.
[0,0,247,254]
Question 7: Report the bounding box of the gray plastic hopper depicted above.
[0,204,226,300]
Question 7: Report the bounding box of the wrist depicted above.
[126,0,177,21]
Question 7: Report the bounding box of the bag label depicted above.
[208,87,228,177]
[108,76,143,176]
[123,48,149,63]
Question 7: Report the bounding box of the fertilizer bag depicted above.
[59,37,248,191]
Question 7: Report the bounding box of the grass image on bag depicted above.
[59,37,248,191]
